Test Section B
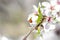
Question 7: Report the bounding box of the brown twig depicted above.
[23,16,46,40]
[23,28,34,40]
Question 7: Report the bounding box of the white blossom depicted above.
[27,0,60,39]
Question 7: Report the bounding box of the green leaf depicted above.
[41,5,45,8]
[37,27,40,34]
[34,27,40,38]
[36,5,43,24]
[34,33,38,38]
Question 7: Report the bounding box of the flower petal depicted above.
[33,5,38,11]
[42,2,50,8]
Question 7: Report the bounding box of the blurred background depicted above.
[0,0,48,40]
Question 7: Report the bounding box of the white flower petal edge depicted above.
[42,2,50,8]
[33,5,38,11]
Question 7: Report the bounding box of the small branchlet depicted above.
[23,16,46,40]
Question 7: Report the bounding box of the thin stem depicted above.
[23,17,45,40]
[23,28,34,40]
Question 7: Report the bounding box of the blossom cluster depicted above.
[27,0,60,37]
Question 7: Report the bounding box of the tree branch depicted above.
[23,16,45,40]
